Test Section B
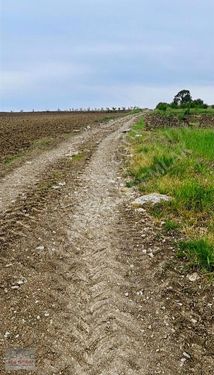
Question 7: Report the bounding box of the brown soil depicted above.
[144,112,214,129]
[0,115,213,374]
[0,111,123,177]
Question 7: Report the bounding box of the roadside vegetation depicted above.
[156,89,214,112]
[127,113,214,273]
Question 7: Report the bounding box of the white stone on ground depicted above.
[132,193,171,207]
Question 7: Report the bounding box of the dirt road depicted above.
[0,116,213,374]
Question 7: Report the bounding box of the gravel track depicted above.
[44,117,149,374]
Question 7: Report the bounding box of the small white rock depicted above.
[180,358,186,367]
[187,273,199,282]
[137,290,144,296]
[5,263,12,268]
[183,352,191,359]
[36,245,45,251]
[132,193,171,207]
[16,277,27,285]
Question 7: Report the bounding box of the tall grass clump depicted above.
[173,181,214,212]
[179,239,214,272]
[165,128,214,160]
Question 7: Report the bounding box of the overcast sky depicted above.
[1,0,214,111]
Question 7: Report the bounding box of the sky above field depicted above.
[1,0,214,111]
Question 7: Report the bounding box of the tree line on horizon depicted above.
[156,90,213,111]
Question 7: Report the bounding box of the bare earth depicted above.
[0,115,213,374]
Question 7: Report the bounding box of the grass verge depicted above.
[127,117,214,272]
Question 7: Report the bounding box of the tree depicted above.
[173,90,192,106]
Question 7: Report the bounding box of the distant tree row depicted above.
[156,90,211,111]
[16,106,140,113]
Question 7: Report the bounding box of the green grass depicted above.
[127,121,214,273]
[172,181,214,212]
[178,239,214,272]
[32,137,54,149]
[70,152,84,161]
[155,107,214,116]
[165,128,214,160]
[129,117,145,136]
[4,152,24,165]
[164,220,179,232]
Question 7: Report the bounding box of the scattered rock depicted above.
[5,263,12,268]
[66,151,79,157]
[187,273,199,282]
[135,207,146,213]
[52,182,66,190]
[11,277,27,289]
[137,290,144,296]
[132,193,171,207]
[183,352,191,359]
[16,277,27,286]
[180,358,187,367]
[4,331,11,338]
[36,245,45,251]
